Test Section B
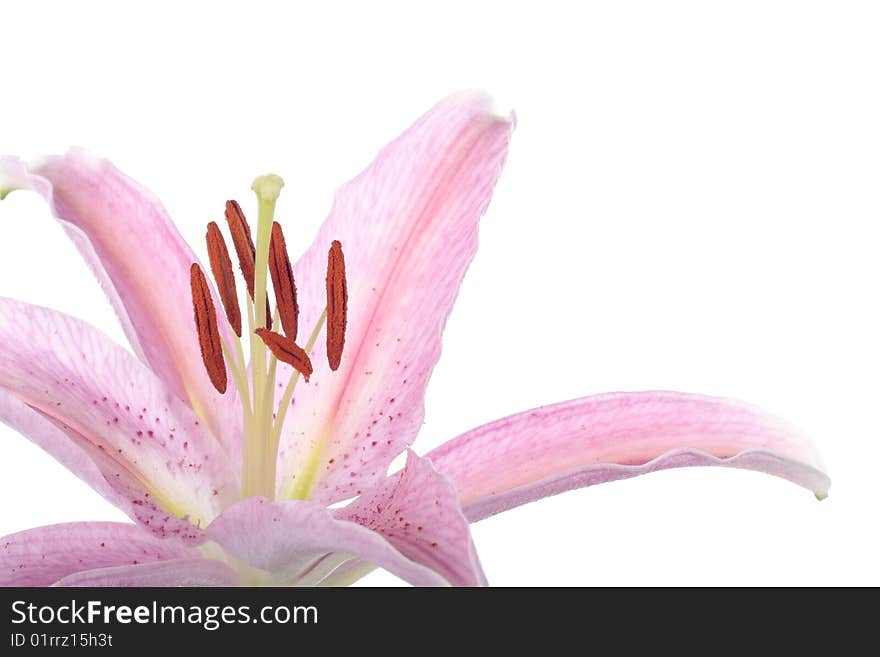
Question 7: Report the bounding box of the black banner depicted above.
[0,587,863,651]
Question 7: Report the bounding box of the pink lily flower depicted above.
[0,93,828,587]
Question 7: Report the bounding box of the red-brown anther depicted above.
[225,200,256,295]
[326,240,348,371]
[190,263,227,394]
[224,199,271,329]
[205,222,242,337]
[262,296,273,331]
[254,328,313,382]
[268,222,299,340]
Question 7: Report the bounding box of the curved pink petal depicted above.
[0,522,194,586]
[0,391,198,540]
[1,392,138,516]
[0,151,241,450]
[0,298,239,540]
[426,391,830,522]
[52,558,240,587]
[206,497,451,586]
[275,91,514,504]
[336,451,484,586]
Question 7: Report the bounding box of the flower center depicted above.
[190,175,347,501]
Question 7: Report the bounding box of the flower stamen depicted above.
[254,329,313,382]
[224,200,256,295]
[225,199,272,330]
[268,222,299,340]
[326,240,348,371]
[206,222,242,337]
[190,263,227,394]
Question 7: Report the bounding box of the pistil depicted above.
[244,174,284,499]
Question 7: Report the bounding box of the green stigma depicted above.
[251,174,285,203]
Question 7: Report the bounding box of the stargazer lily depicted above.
[0,93,828,587]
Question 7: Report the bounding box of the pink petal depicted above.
[52,558,240,587]
[427,391,830,522]
[0,298,239,540]
[206,497,451,586]
[275,92,514,504]
[336,451,485,586]
[0,389,131,504]
[0,151,241,450]
[0,522,194,586]
[1,380,230,547]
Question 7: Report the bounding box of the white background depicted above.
[0,1,877,585]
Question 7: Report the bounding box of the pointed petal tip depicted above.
[436,89,517,133]
[0,156,32,199]
[483,96,517,130]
